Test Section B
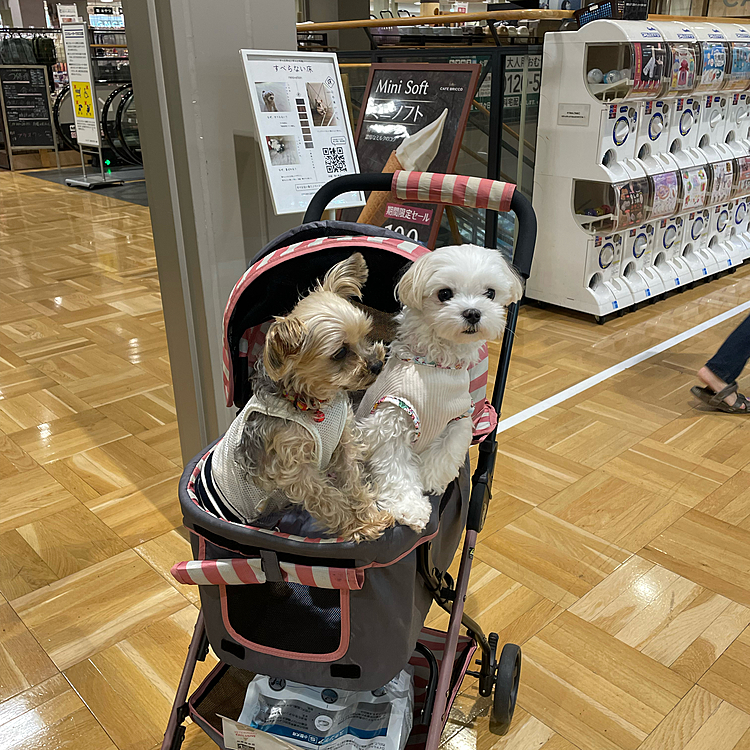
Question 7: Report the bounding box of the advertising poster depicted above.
[710,160,733,204]
[650,172,679,217]
[341,63,480,247]
[727,43,750,90]
[633,43,666,94]
[681,166,709,210]
[616,179,647,228]
[61,23,100,147]
[736,156,750,194]
[241,50,363,216]
[699,42,727,89]
[669,44,697,91]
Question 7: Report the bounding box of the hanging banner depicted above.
[61,23,101,147]
[241,50,363,216]
[341,63,480,247]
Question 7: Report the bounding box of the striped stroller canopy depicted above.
[222,229,429,409]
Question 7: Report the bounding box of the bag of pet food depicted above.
[238,669,414,750]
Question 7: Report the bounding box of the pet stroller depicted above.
[161,170,537,750]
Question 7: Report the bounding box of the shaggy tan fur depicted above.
[237,253,393,541]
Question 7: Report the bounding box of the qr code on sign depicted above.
[323,147,346,174]
[236,742,254,750]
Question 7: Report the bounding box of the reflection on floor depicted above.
[26,166,149,206]
[3,167,750,750]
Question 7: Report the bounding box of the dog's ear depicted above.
[395,258,429,310]
[264,317,306,380]
[320,253,368,300]
[496,255,525,305]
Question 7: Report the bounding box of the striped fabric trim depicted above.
[392,171,515,213]
[223,235,429,406]
[187,451,345,544]
[170,559,365,590]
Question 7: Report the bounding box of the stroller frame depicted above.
[161,170,536,750]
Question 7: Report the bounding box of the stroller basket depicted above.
[188,628,477,750]
[161,170,536,750]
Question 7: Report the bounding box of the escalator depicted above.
[52,80,141,167]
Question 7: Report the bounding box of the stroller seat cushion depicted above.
[206,392,348,526]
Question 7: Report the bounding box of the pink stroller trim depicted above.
[222,234,429,407]
[220,585,352,662]
[171,559,365,590]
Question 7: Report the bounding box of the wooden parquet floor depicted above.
[4,168,750,750]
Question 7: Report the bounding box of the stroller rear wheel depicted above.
[490,643,521,736]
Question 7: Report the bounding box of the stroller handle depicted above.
[303,171,537,279]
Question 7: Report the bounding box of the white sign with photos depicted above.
[240,50,364,215]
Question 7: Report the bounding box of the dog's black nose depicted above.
[462,308,481,325]
[369,359,384,375]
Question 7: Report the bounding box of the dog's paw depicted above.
[391,492,432,533]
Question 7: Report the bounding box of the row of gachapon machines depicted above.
[575,156,750,313]
[579,21,750,177]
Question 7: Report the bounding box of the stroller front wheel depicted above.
[490,643,521,736]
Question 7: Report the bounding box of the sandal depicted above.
[690,383,750,413]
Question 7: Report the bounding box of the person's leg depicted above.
[698,313,750,407]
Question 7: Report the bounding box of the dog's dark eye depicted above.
[331,346,348,361]
[437,288,453,302]
[486,289,496,300]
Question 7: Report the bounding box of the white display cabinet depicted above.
[529,18,750,320]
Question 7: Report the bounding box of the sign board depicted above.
[504,54,542,114]
[707,0,748,16]
[61,23,101,148]
[57,3,80,22]
[341,63,480,247]
[0,67,55,148]
[241,50,363,216]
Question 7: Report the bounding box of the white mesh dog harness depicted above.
[210,392,348,523]
[357,355,473,454]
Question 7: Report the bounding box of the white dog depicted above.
[357,245,523,532]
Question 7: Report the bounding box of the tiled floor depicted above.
[5,167,750,749]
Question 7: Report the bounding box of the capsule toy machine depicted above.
[621,171,677,299]
[721,24,750,152]
[642,22,697,168]
[684,203,715,275]
[619,177,659,302]
[678,24,729,165]
[572,180,636,314]
[654,164,707,287]
[529,19,667,316]
[692,160,733,276]
[533,19,668,182]
[705,159,739,268]
[584,28,668,176]
[685,26,733,162]
[730,155,750,259]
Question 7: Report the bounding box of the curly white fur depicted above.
[358,244,523,532]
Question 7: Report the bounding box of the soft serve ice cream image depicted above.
[357,108,449,227]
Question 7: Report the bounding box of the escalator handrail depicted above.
[101,82,136,164]
[52,84,77,151]
[115,88,142,166]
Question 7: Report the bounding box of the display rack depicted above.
[528,19,750,322]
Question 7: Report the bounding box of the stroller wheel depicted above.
[490,643,521,736]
